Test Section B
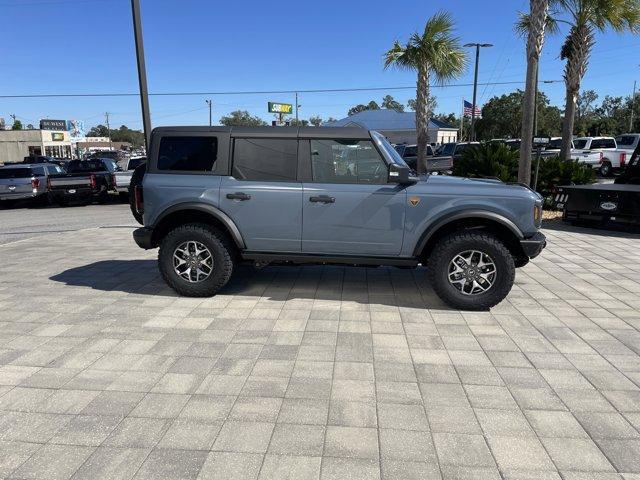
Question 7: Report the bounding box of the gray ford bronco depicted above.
[132,126,545,310]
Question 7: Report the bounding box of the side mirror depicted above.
[388,163,417,185]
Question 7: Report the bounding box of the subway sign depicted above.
[268,102,293,114]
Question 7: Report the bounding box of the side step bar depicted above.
[241,252,420,268]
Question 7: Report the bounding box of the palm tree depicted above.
[516,0,554,184]
[384,11,467,174]
[558,0,640,160]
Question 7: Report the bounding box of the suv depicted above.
[133,127,546,310]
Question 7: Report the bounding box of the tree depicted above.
[475,90,561,140]
[11,119,23,130]
[111,125,145,148]
[433,112,458,126]
[407,95,438,114]
[309,116,323,126]
[288,119,309,126]
[381,95,405,112]
[384,11,466,173]
[219,110,267,127]
[557,0,640,159]
[26,124,35,130]
[516,0,554,184]
[575,89,599,134]
[347,101,380,116]
[326,117,338,123]
[86,125,110,137]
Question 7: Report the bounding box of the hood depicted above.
[409,174,542,201]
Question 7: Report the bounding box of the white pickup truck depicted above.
[612,134,640,169]
[570,136,618,176]
[113,156,145,199]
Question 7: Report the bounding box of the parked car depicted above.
[48,158,119,205]
[22,155,67,169]
[0,163,63,206]
[114,156,146,199]
[393,144,452,172]
[570,136,618,176]
[132,126,545,311]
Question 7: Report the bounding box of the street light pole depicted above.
[205,99,212,127]
[131,0,152,151]
[464,43,493,141]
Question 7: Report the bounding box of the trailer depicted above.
[553,144,640,228]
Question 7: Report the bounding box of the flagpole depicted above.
[460,98,464,142]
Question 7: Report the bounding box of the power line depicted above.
[0,80,563,99]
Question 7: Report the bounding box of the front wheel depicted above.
[158,224,235,297]
[427,231,515,311]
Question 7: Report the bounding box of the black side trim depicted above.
[520,232,546,259]
[242,252,419,267]
[152,202,246,249]
[413,210,525,256]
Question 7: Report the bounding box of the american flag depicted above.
[463,100,482,118]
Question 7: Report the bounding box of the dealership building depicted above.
[326,109,459,145]
[0,128,73,164]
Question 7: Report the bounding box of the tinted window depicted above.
[440,143,455,156]
[232,138,297,181]
[310,139,387,184]
[128,157,145,170]
[601,139,616,149]
[404,146,417,157]
[158,137,217,171]
[616,135,637,147]
[32,166,46,176]
[574,139,588,149]
[0,168,32,179]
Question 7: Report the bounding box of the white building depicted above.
[0,129,72,164]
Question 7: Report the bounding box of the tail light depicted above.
[90,174,97,189]
[31,177,40,189]
[46,177,52,191]
[620,153,626,167]
[134,185,144,214]
[598,152,604,163]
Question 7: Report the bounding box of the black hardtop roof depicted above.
[151,126,371,140]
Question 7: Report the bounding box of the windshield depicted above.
[371,131,409,168]
[574,139,588,149]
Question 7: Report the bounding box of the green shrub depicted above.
[453,143,519,182]
[452,143,595,204]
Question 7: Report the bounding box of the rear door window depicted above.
[157,136,218,172]
[232,138,297,181]
[601,139,616,149]
[616,135,637,147]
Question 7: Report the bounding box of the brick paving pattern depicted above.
[0,221,639,479]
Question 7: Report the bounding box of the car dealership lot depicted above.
[1,205,640,479]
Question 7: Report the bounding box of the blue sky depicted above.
[1,0,638,131]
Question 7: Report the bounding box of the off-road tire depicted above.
[427,231,515,311]
[158,224,234,297]
[599,161,612,177]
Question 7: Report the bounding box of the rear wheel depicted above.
[427,231,515,311]
[599,161,612,177]
[158,224,235,297]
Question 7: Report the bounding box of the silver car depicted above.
[0,163,63,204]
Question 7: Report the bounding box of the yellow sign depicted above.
[51,132,65,141]
[268,102,293,114]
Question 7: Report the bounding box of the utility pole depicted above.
[205,99,212,127]
[631,80,637,132]
[131,0,152,151]
[295,92,299,124]
[10,114,17,127]
[464,43,493,141]
[105,112,112,151]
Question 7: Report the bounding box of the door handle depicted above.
[226,192,251,201]
[309,195,335,204]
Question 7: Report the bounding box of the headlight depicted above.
[534,205,542,227]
